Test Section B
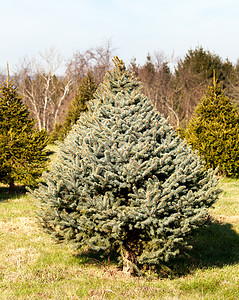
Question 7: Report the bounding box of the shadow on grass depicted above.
[74,248,119,269]
[73,220,239,278]
[166,220,239,277]
[0,185,27,202]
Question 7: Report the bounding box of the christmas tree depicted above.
[30,57,221,275]
[184,77,239,177]
[0,72,48,190]
[51,71,97,141]
[65,70,97,129]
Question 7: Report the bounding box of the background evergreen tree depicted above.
[184,77,239,177]
[0,73,49,190]
[173,47,234,125]
[175,47,234,86]
[51,71,97,141]
[31,57,221,275]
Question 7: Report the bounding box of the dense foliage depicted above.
[0,76,48,190]
[184,78,239,177]
[172,47,235,126]
[175,47,234,85]
[30,57,221,275]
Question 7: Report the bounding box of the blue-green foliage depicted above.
[30,57,221,274]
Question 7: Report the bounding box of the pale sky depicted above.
[1,0,239,73]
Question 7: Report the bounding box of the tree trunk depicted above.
[122,248,137,276]
[9,178,15,192]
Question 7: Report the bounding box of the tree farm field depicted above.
[0,167,238,299]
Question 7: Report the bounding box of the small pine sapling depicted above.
[51,71,97,141]
[184,76,239,177]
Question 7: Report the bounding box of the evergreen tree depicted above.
[175,47,234,85]
[173,47,234,125]
[65,71,97,127]
[0,74,49,190]
[51,71,97,141]
[30,57,221,275]
[184,77,239,177]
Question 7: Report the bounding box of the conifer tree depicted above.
[30,57,221,275]
[65,70,97,128]
[51,71,97,141]
[184,77,239,177]
[0,73,48,190]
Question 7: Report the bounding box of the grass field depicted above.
[0,176,238,299]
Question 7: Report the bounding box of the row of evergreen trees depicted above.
[0,59,238,189]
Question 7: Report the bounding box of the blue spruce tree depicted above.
[30,57,221,275]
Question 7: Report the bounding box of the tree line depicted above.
[0,43,238,190]
[1,43,239,134]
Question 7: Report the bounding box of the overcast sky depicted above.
[1,0,239,73]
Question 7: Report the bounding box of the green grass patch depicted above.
[211,177,239,218]
[0,178,238,299]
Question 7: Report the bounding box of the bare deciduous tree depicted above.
[0,68,6,84]
[226,61,239,108]
[16,48,72,131]
[173,66,208,126]
[66,40,115,87]
[133,52,181,127]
